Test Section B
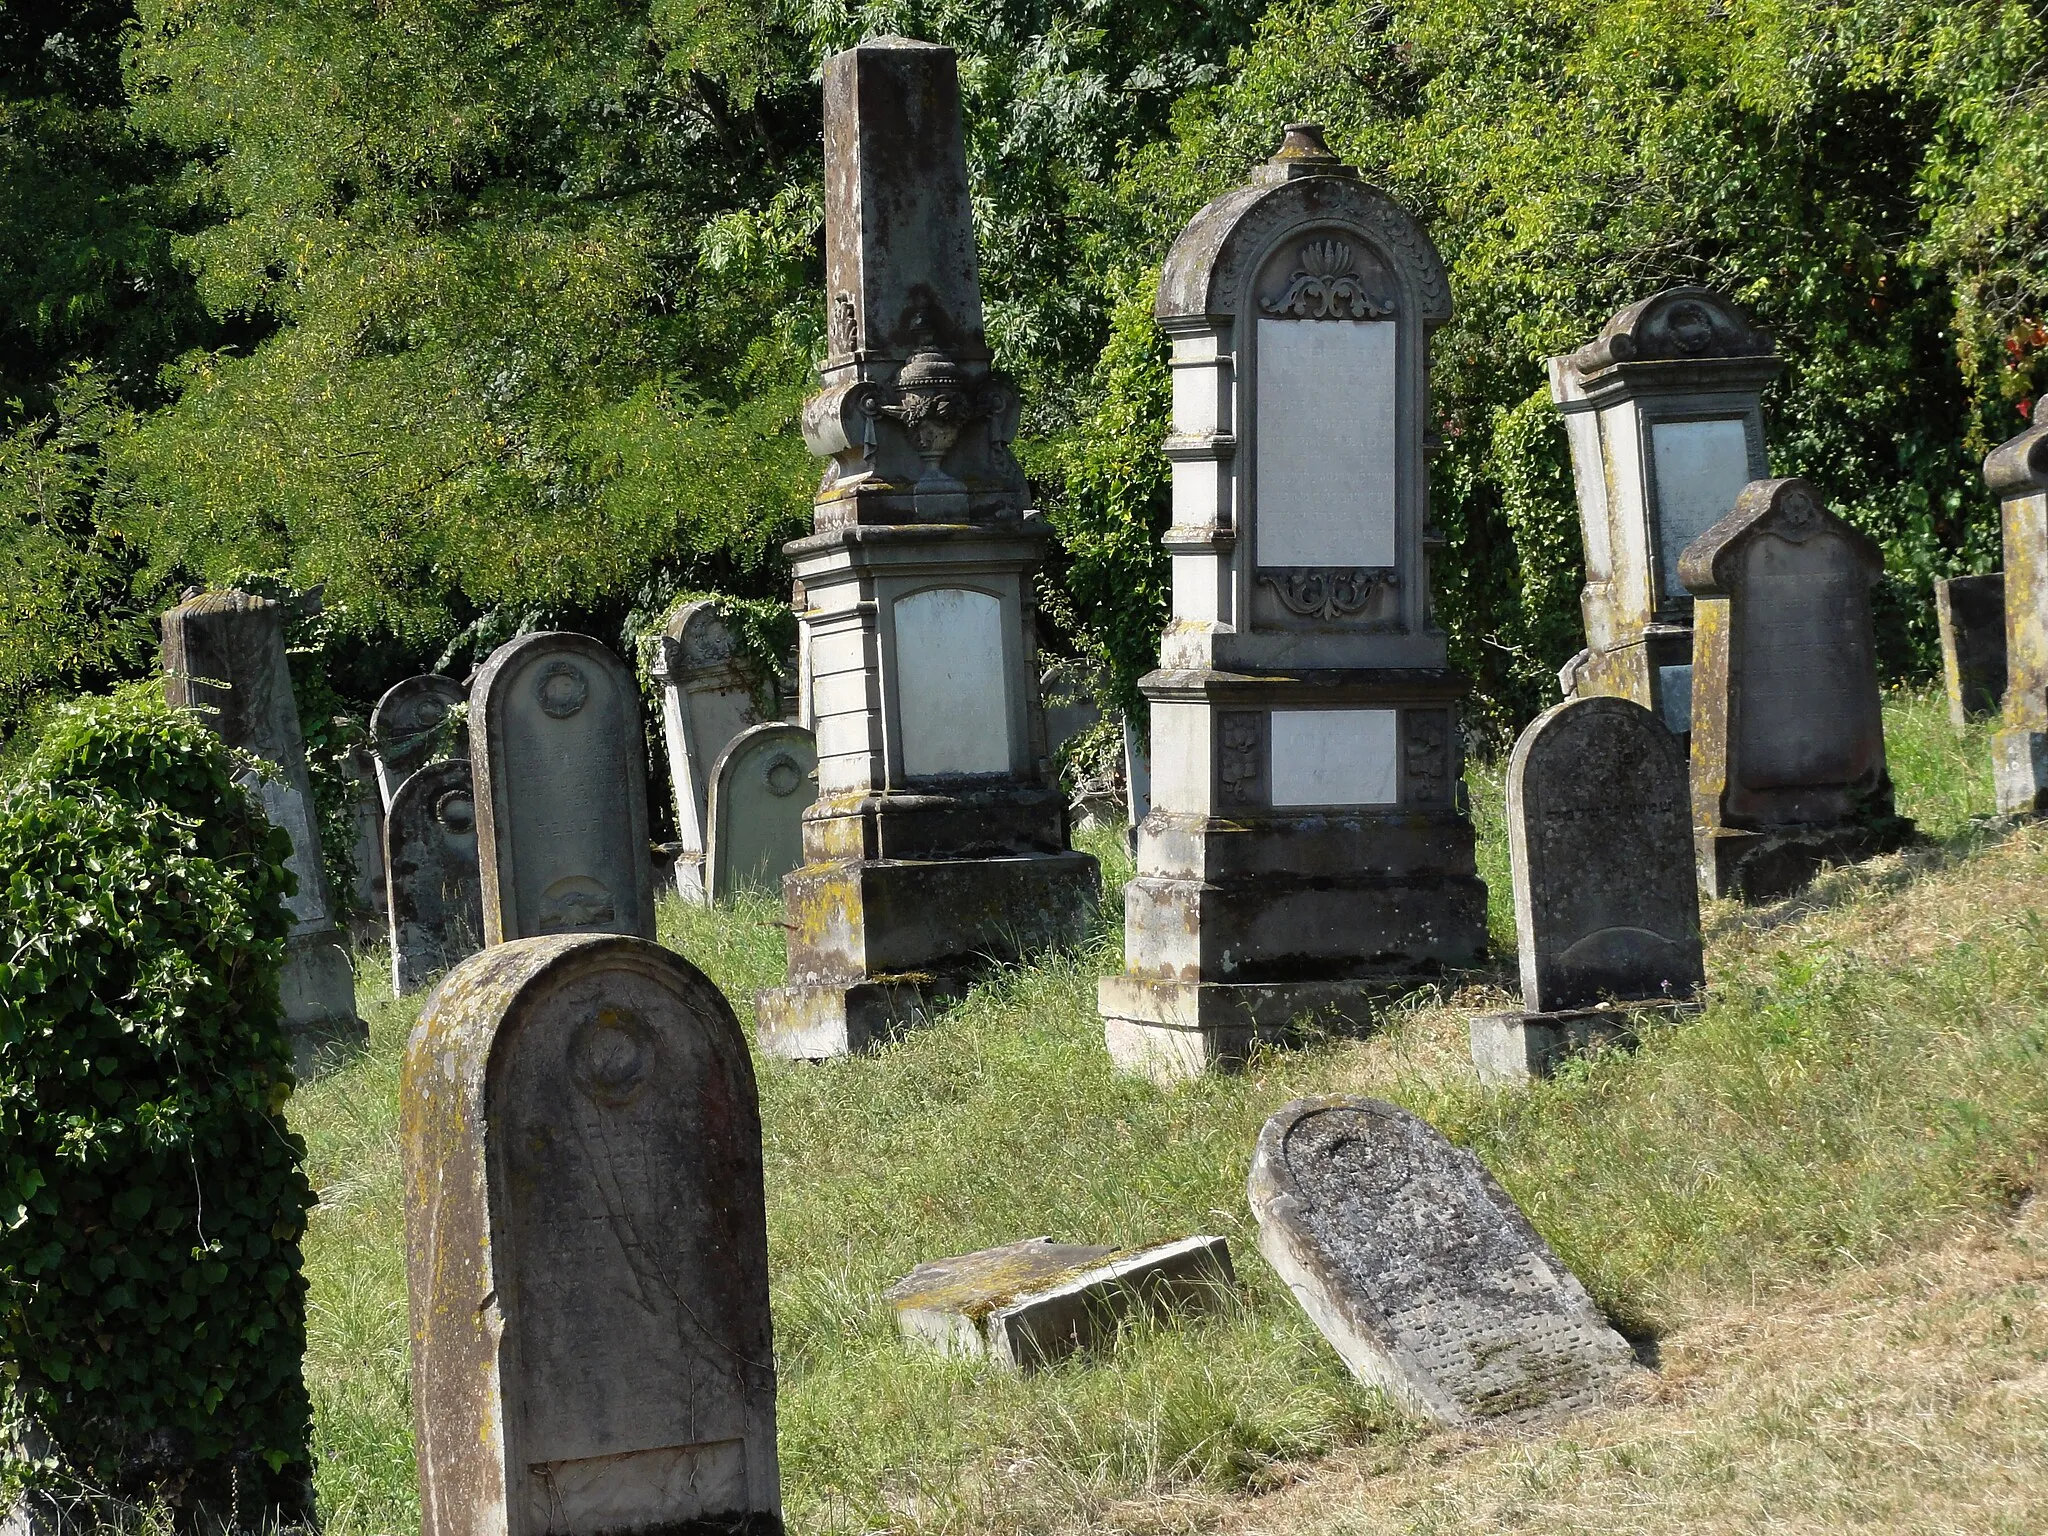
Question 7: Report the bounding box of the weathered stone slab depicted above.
[1936,573,2006,730]
[344,744,388,945]
[161,589,362,1061]
[706,723,816,901]
[384,758,484,996]
[1250,1095,1638,1425]
[1510,695,1702,1013]
[370,674,467,809]
[1988,425,2048,813]
[1469,1003,1696,1086]
[1681,478,1911,899]
[402,934,779,1536]
[651,601,768,902]
[471,633,655,945]
[885,1235,1233,1370]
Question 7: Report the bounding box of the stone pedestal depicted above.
[1682,478,1912,899]
[1097,127,1486,1082]
[161,589,364,1064]
[1987,424,2048,814]
[756,39,1098,1056]
[1548,290,1778,738]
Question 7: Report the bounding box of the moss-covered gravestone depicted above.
[385,757,484,995]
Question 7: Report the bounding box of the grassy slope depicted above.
[294,690,2048,1535]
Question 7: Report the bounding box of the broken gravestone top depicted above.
[1249,1095,1637,1425]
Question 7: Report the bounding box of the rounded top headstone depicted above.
[1568,286,1776,381]
[1677,476,1882,598]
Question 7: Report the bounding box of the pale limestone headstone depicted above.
[161,589,363,1060]
[1249,1095,1637,1425]
[471,633,655,945]
[402,934,779,1536]
[650,602,768,903]
[1935,573,2006,730]
[384,758,484,996]
[706,723,817,902]
[1987,421,2048,810]
[370,674,467,809]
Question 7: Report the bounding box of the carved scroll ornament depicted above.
[1258,567,1396,621]
[1262,240,1396,321]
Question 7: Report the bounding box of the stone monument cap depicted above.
[1679,476,1881,598]
[1985,420,2048,499]
[1566,286,1778,389]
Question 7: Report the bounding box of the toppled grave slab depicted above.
[886,1235,1233,1369]
[1250,1095,1639,1426]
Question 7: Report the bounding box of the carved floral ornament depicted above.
[1259,567,1396,621]
[1261,239,1396,321]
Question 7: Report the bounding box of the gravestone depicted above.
[1935,573,2006,731]
[1547,290,1778,738]
[401,933,779,1536]
[1249,1095,1637,1425]
[1097,124,1486,1082]
[756,37,1098,1057]
[1682,477,1912,899]
[345,745,388,946]
[370,674,467,809]
[706,723,817,902]
[384,758,485,996]
[650,601,770,902]
[471,633,655,945]
[1987,424,2048,812]
[1469,696,1703,1082]
[161,589,363,1060]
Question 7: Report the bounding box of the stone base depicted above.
[1994,728,2048,816]
[281,926,365,1073]
[1696,820,1914,902]
[1469,1000,1697,1085]
[755,977,949,1058]
[1099,976,1388,1084]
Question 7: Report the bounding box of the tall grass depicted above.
[288,691,2048,1535]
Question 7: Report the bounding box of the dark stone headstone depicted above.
[384,758,484,996]
[706,723,817,902]
[1936,573,2006,730]
[1249,1095,1637,1426]
[402,934,780,1536]
[370,674,467,809]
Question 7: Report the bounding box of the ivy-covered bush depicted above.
[0,689,314,1526]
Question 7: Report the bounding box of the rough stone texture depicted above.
[161,589,363,1061]
[471,633,655,946]
[345,745,388,945]
[886,1235,1234,1370]
[1100,126,1485,1081]
[385,758,485,996]
[651,602,769,902]
[1469,1003,1694,1086]
[1988,424,2048,813]
[1682,478,1913,899]
[402,934,780,1536]
[1509,695,1702,1013]
[370,674,467,809]
[1936,573,2007,730]
[1547,289,1778,739]
[760,40,1098,1053]
[706,723,817,901]
[1249,1096,1638,1425]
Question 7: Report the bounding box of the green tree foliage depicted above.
[0,690,313,1526]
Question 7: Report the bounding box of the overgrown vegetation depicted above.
[0,690,314,1527]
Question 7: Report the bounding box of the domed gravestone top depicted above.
[470,633,655,946]
[1249,1096,1638,1426]
[384,758,484,996]
[707,723,817,902]
[371,674,467,810]
[401,934,780,1536]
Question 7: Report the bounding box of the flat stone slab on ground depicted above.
[885,1234,1233,1369]
[1250,1095,1638,1425]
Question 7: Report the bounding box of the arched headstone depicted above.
[385,758,484,996]
[471,633,655,945]
[650,601,767,903]
[402,934,779,1536]
[371,674,467,809]
[706,723,817,901]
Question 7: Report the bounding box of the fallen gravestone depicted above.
[1470,696,1703,1083]
[706,723,817,902]
[471,632,655,945]
[651,601,770,902]
[384,758,484,996]
[1682,477,1912,899]
[885,1235,1233,1370]
[1936,573,2006,731]
[1249,1095,1638,1425]
[402,933,779,1536]
[370,673,467,810]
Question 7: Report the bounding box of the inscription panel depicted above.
[892,587,1012,777]
[1269,709,1398,808]
[1650,418,1752,598]
[1255,318,1397,569]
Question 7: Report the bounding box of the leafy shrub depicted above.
[0,690,314,1526]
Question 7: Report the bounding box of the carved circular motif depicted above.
[434,790,474,834]
[535,660,588,719]
[1666,300,1715,355]
[1776,487,1822,538]
[763,753,803,798]
[1285,1104,1413,1199]
[568,1009,654,1107]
